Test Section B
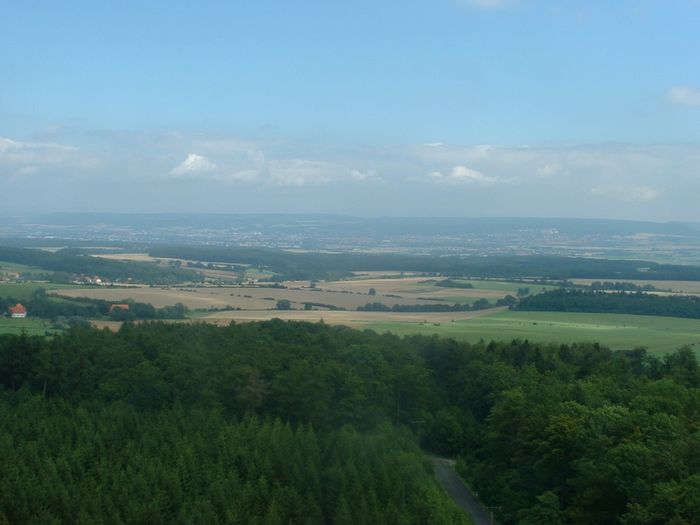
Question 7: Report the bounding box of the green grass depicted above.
[365,310,700,355]
[0,317,62,336]
[0,282,83,300]
[0,260,33,273]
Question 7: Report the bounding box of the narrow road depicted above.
[429,456,493,525]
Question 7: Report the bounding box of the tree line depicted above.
[357,296,515,312]
[146,245,700,282]
[516,288,700,319]
[0,246,202,285]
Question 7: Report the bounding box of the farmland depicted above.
[199,306,505,325]
[50,276,519,312]
[9,252,700,356]
[0,282,84,300]
[45,274,700,354]
[364,310,700,355]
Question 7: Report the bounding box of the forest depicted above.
[0,247,202,285]
[146,245,700,282]
[1,320,698,523]
[516,289,700,319]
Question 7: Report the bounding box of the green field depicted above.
[365,310,700,355]
[0,282,83,300]
[0,317,62,336]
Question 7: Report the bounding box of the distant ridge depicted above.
[23,213,700,237]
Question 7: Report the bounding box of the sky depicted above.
[1,0,700,220]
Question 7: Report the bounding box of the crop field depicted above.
[364,310,700,355]
[51,276,517,312]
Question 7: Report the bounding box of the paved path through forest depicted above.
[429,456,494,525]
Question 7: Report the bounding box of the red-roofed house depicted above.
[109,304,130,314]
[9,303,27,318]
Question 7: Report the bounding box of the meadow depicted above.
[364,310,700,355]
[0,317,60,336]
[0,282,83,300]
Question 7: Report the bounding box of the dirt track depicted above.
[430,456,494,525]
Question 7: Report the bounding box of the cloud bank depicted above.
[2,130,699,220]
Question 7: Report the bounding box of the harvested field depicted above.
[90,307,506,331]
[95,253,160,263]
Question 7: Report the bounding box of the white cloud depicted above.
[4,128,698,219]
[632,186,660,201]
[589,184,660,202]
[0,136,88,178]
[266,159,375,186]
[666,86,700,108]
[537,163,566,178]
[170,153,218,176]
[429,165,499,184]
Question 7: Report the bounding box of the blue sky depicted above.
[2,0,700,219]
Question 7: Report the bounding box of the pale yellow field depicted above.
[95,253,160,262]
[90,306,507,331]
[52,276,511,311]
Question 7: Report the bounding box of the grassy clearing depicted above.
[0,317,61,336]
[364,310,700,355]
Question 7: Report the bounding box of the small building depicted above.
[9,304,27,318]
[109,304,130,314]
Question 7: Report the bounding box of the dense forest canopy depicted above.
[1,321,698,523]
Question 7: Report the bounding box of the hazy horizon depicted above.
[2,1,700,220]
